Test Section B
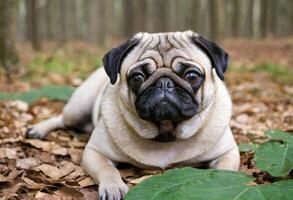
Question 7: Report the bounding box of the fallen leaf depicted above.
[24,139,68,156]
[120,168,137,179]
[68,148,83,164]
[78,177,95,188]
[21,176,46,189]
[34,164,71,180]
[59,161,85,181]
[79,187,99,200]
[129,175,153,185]
[68,140,86,148]
[54,187,84,199]
[246,181,258,186]
[0,148,5,159]
[16,157,40,170]
[6,100,29,112]
[35,191,60,199]
[0,136,23,144]
[7,169,22,181]
[0,173,8,182]
[4,148,17,159]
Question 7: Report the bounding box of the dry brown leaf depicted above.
[0,173,8,182]
[7,169,22,181]
[120,168,137,179]
[34,164,71,180]
[16,157,40,170]
[0,148,5,159]
[24,139,68,156]
[35,191,61,199]
[6,100,29,112]
[68,140,86,148]
[31,106,52,119]
[246,181,258,186]
[21,176,46,189]
[78,177,95,188]
[0,183,21,199]
[4,148,17,159]
[129,175,153,185]
[54,187,84,199]
[0,136,23,144]
[68,148,83,164]
[79,187,99,200]
[0,170,22,183]
[59,161,85,181]
[141,168,162,175]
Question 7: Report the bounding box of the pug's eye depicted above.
[184,71,201,85]
[131,74,145,84]
[129,73,145,93]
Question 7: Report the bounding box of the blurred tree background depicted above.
[2,0,293,52]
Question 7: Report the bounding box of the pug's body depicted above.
[27,31,240,200]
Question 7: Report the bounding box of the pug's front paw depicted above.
[98,181,128,200]
[26,126,47,139]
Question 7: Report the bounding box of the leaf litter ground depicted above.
[0,39,293,199]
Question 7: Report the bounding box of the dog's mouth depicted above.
[151,120,177,143]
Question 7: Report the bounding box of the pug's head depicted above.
[102,31,229,142]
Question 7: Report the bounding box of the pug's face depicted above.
[103,31,228,142]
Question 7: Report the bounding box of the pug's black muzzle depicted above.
[135,77,198,123]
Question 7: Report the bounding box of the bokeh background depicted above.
[0,1,292,199]
[9,0,293,47]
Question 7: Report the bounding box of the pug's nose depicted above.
[155,77,175,89]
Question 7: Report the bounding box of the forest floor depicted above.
[0,38,292,199]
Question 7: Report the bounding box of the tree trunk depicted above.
[26,0,41,50]
[123,0,135,37]
[153,0,168,32]
[232,0,240,37]
[97,0,106,45]
[59,0,67,43]
[45,0,53,40]
[0,0,19,71]
[247,0,254,38]
[260,0,268,37]
[134,0,147,32]
[190,0,201,32]
[210,0,225,42]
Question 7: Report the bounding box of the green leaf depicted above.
[0,85,75,104]
[265,129,293,144]
[125,168,293,200]
[238,143,259,152]
[254,130,293,177]
[254,141,293,177]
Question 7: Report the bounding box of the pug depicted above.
[27,31,240,200]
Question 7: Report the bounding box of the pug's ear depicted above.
[191,35,229,80]
[102,39,139,84]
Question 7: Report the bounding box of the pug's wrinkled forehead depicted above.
[122,31,205,77]
[102,30,228,84]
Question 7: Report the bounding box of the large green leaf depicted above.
[254,130,293,177]
[125,168,293,200]
[0,85,74,104]
[254,141,293,177]
[238,143,259,153]
[265,129,293,144]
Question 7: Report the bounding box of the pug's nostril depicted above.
[167,81,174,88]
[155,77,174,89]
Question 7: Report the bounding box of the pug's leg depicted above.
[209,145,240,171]
[83,146,128,200]
[27,68,108,139]
[26,115,65,139]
